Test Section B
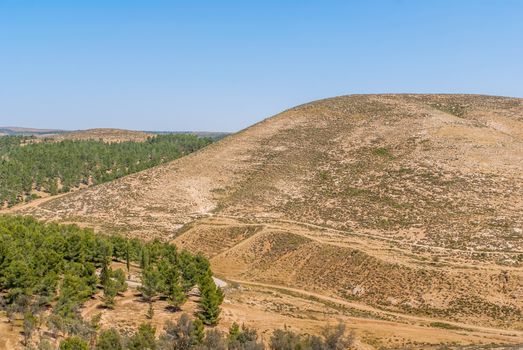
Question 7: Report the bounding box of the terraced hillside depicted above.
[10,94,523,347]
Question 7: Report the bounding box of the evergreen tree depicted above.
[112,268,128,294]
[197,274,222,325]
[190,318,204,346]
[168,280,186,311]
[164,265,186,311]
[99,262,111,289]
[139,266,160,302]
[228,322,241,344]
[102,279,117,309]
[126,241,131,277]
[140,247,150,270]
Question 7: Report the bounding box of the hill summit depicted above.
[19,94,522,248]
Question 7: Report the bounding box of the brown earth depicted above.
[4,262,523,350]
[7,94,523,348]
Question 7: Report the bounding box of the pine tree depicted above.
[100,261,111,288]
[139,266,160,302]
[197,274,222,325]
[168,281,186,311]
[125,242,130,278]
[228,322,241,343]
[216,283,225,304]
[100,262,117,308]
[164,265,186,311]
[190,318,205,345]
[140,247,149,270]
[112,268,128,294]
[102,279,117,309]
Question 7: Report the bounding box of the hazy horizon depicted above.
[0,125,232,133]
[1,1,522,132]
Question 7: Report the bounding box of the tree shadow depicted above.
[164,305,181,313]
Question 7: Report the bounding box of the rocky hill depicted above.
[11,94,523,343]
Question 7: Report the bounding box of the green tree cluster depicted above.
[0,215,219,346]
[0,134,213,206]
[137,240,214,321]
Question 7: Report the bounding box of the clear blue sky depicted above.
[1,1,522,132]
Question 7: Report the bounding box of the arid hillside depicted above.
[17,95,522,248]
[11,94,523,347]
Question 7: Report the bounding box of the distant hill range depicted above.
[0,126,65,137]
[144,130,230,139]
[0,126,229,141]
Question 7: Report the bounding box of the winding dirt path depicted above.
[225,278,523,339]
[204,215,523,274]
[1,192,69,214]
[209,214,523,255]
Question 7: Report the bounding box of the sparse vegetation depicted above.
[52,316,354,350]
[429,322,468,331]
[428,102,468,117]
[372,146,393,159]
